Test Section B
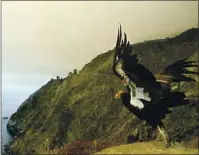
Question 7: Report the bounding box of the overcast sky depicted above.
[2,1,198,112]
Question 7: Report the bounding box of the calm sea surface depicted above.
[2,95,22,154]
[2,77,52,154]
[1,118,13,155]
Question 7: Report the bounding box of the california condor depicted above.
[113,25,198,147]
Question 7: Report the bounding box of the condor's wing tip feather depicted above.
[115,28,121,58]
[113,25,123,68]
[167,58,188,68]
[181,70,199,75]
[116,26,122,49]
[119,23,121,30]
[124,33,127,44]
[160,58,199,74]
[182,76,196,82]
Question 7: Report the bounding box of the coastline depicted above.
[2,118,13,155]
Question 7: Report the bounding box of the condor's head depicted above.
[114,90,129,102]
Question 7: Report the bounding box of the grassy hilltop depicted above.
[6,28,198,154]
[94,140,198,154]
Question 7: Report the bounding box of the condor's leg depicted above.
[157,125,175,147]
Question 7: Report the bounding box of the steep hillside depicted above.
[6,28,198,154]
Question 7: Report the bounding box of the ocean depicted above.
[2,98,22,155]
[2,75,51,154]
[2,100,22,155]
[1,118,13,155]
[1,86,40,154]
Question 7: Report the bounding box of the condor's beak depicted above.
[114,90,125,100]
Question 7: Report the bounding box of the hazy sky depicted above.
[2,1,198,114]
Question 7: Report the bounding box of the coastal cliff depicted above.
[6,28,198,154]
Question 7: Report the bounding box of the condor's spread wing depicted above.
[157,59,199,83]
[112,25,162,94]
[113,25,138,78]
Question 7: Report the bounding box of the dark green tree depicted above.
[56,76,60,80]
[68,72,73,77]
[73,69,78,75]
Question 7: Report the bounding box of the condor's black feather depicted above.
[160,59,198,82]
[112,25,198,147]
[115,25,162,94]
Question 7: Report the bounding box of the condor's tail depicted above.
[155,59,198,84]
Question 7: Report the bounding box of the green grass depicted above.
[94,140,198,154]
